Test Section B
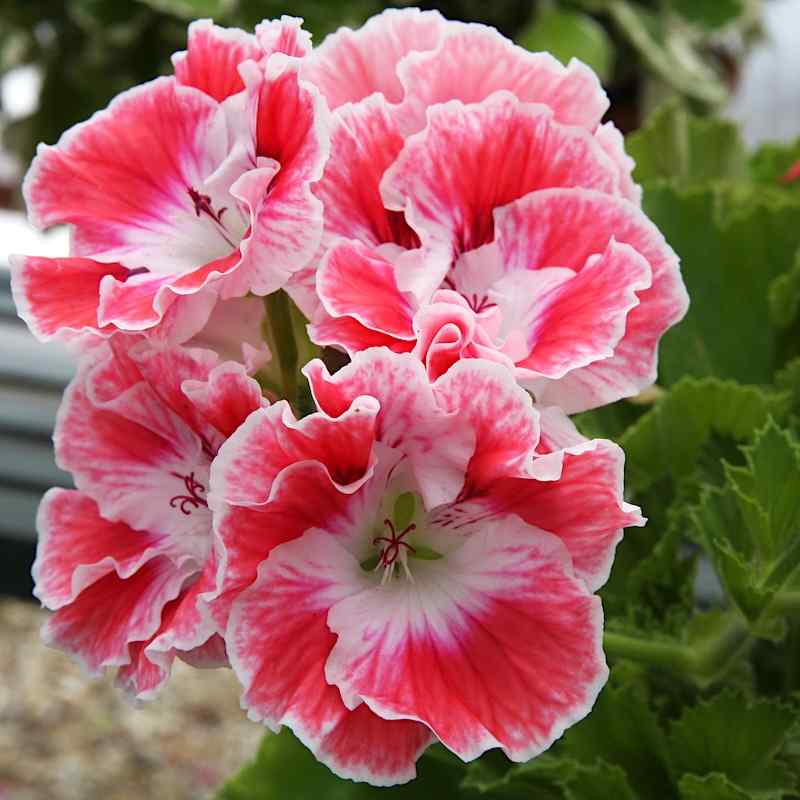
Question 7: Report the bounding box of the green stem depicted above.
[264,291,299,406]
[604,615,750,685]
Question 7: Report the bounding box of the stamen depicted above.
[169,471,208,515]
[187,186,237,249]
[373,519,417,581]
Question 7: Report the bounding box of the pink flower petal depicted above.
[56,355,206,533]
[304,350,474,508]
[396,23,608,135]
[301,8,447,109]
[8,254,128,341]
[227,58,329,295]
[481,439,645,591]
[183,295,270,372]
[325,516,607,762]
[42,551,190,678]
[24,77,232,273]
[229,528,433,785]
[208,456,378,630]
[315,240,416,341]
[313,95,419,250]
[181,360,265,438]
[495,188,689,412]
[381,94,621,260]
[209,398,378,507]
[432,358,541,488]
[33,489,166,610]
[595,121,642,205]
[172,20,262,102]
[515,239,653,380]
[309,314,417,355]
[255,15,312,58]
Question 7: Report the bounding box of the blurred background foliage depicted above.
[0,0,762,178]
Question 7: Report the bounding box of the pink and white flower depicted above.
[209,349,643,784]
[11,17,328,343]
[297,10,688,412]
[33,337,265,698]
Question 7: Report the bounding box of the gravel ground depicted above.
[0,598,263,800]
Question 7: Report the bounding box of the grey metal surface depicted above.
[0,264,75,544]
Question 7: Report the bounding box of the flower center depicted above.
[373,518,417,583]
[187,186,238,250]
[169,470,208,515]
[441,274,496,314]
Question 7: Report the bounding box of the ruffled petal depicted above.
[8,254,128,340]
[24,77,233,273]
[494,188,689,412]
[326,516,607,762]
[33,489,166,609]
[381,94,621,260]
[304,350,474,508]
[432,358,541,488]
[208,398,378,507]
[228,528,432,785]
[227,58,329,295]
[181,360,265,439]
[313,95,419,249]
[172,20,262,102]
[301,8,447,109]
[513,239,653,380]
[255,15,312,59]
[396,23,608,135]
[315,240,416,342]
[479,439,645,591]
[42,552,191,678]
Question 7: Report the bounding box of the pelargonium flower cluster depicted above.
[13,8,687,787]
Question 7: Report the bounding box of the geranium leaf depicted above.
[627,102,747,185]
[643,184,800,386]
[691,421,800,634]
[667,690,797,796]
[559,671,672,798]
[618,378,789,494]
[679,773,752,800]
[462,753,571,798]
[769,251,800,329]
[563,762,637,800]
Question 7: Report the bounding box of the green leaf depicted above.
[691,421,800,633]
[563,762,637,800]
[642,183,800,385]
[667,690,796,796]
[671,0,746,31]
[769,251,800,329]
[627,101,747,185]
[216,729,465,800]
[679,773,751,800]
[462,752,571,798]
[602,516,696,635]
[516,7,613,82]
[618,378,789,494]
[559,671,672,798]
[750,138,800,185]
[134,0,234,18]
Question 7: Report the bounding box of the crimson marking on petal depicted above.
[169,471,208,515]
[439,275,495,314]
